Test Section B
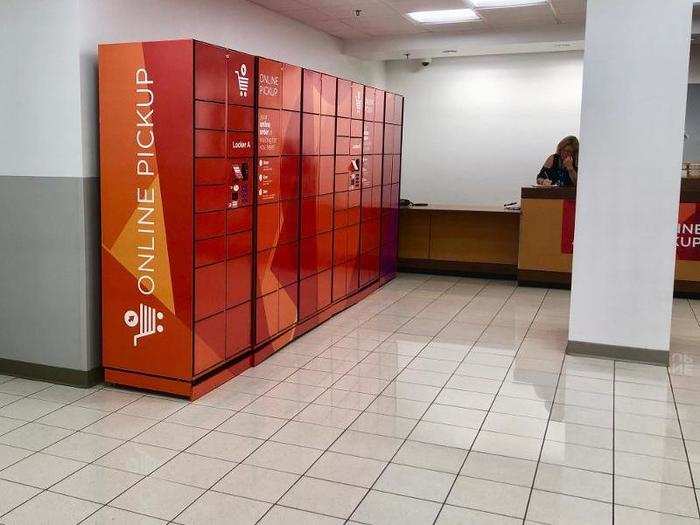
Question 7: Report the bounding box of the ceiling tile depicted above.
[250,0,583,40]
[280,7,335,23]
[252,0,310,11]
[321,1,397,19]
[425,20,488,32]
[550,0,586,15]
[478,4,557,27]
[382,0,467,12]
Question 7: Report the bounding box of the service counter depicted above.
[398,204,520,277]
[398,179,700,296]
[518,179,700,295]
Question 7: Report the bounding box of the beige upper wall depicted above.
[1,0,387,179]
[77,0,387,179]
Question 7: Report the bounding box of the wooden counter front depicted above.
[399,205,520,277]
[518,180,700,294]
[517,187,575,286]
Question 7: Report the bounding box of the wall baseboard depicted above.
[0,358,103,387]
[566,340,669,366]
[399,259,517,280]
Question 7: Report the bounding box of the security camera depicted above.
[420,58,432,67]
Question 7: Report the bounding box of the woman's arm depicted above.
[562,155,577,184]
[537,155,555,186]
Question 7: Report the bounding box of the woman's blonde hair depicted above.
[556,135,579,166]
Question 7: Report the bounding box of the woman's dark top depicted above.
[538,154,575,186]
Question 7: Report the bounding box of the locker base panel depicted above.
[380,273,397,285]
[105,351,252,400]
[104,278,391,399]
[253,279,382,365]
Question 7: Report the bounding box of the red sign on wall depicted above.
[560,201,700,260]
[561,199,576,254]
[678,203,700,261]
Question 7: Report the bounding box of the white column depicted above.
[568,0,693,364]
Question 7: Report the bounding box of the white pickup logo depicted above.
[124,304,164,347]
[235,64,249,98]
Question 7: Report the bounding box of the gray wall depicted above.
[0,177,100,372]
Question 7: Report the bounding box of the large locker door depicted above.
[380,91,400,283]
[255,58,301,344]
[300,71,335,320]
[194,42,228,375]
[360,85,380,287]
[225,49,255,361]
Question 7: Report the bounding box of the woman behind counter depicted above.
[537,135,579,186]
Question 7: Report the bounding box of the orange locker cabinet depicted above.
[255,58,301,346]
[100,38,404,399]
[100,40,255,398]
[380,93,404,283]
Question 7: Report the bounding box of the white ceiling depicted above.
[249,0,586,39]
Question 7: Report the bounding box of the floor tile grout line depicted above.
[74,369,299,524]
[0,391,155,521]
[4,277,644,523]
[168,274,442,524]
[666,367,700,519]
[431,287,550,525]
[339,281,505,524]
[521,290,578,524]
[0,275,425,521]
[246,275,480,524]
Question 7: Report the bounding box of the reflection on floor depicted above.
[1,273,700,524]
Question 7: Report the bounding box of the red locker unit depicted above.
[380,92,404,283]
[100,39,404,398]
[299,70,334,321]
[255,58,301,346]
[332,79,363,301]
[360,86,384,286]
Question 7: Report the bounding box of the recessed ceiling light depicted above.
[470,0,547,7]
[407,9,480,24]
[442,49,458,54]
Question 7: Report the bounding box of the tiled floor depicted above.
[2,274,700,524]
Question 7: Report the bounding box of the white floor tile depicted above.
[259,505,343,524]
[461,451,537,487]
[375,462,455,502]
[279,476,367,519]
[307,450,386,488]
[245,441,322,474]
[447,475,530,518]
[213,463,298,502]
[526,489,612,524]
[82,506,167,524]
[0,490,100,525]
[111,477,204,521]
[152,452,234,488]
[351,490,441,525]
[0,479,41,515]
[52,464,142,503]
[0,452,85,488]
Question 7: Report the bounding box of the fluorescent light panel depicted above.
[470,0,547,7]
[407,9,479,24]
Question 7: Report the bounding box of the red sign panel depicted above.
[561,200,700,260]
[678,203,700,260]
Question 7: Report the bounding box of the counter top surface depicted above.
[522,178,700,201]
[400,204,521,214]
